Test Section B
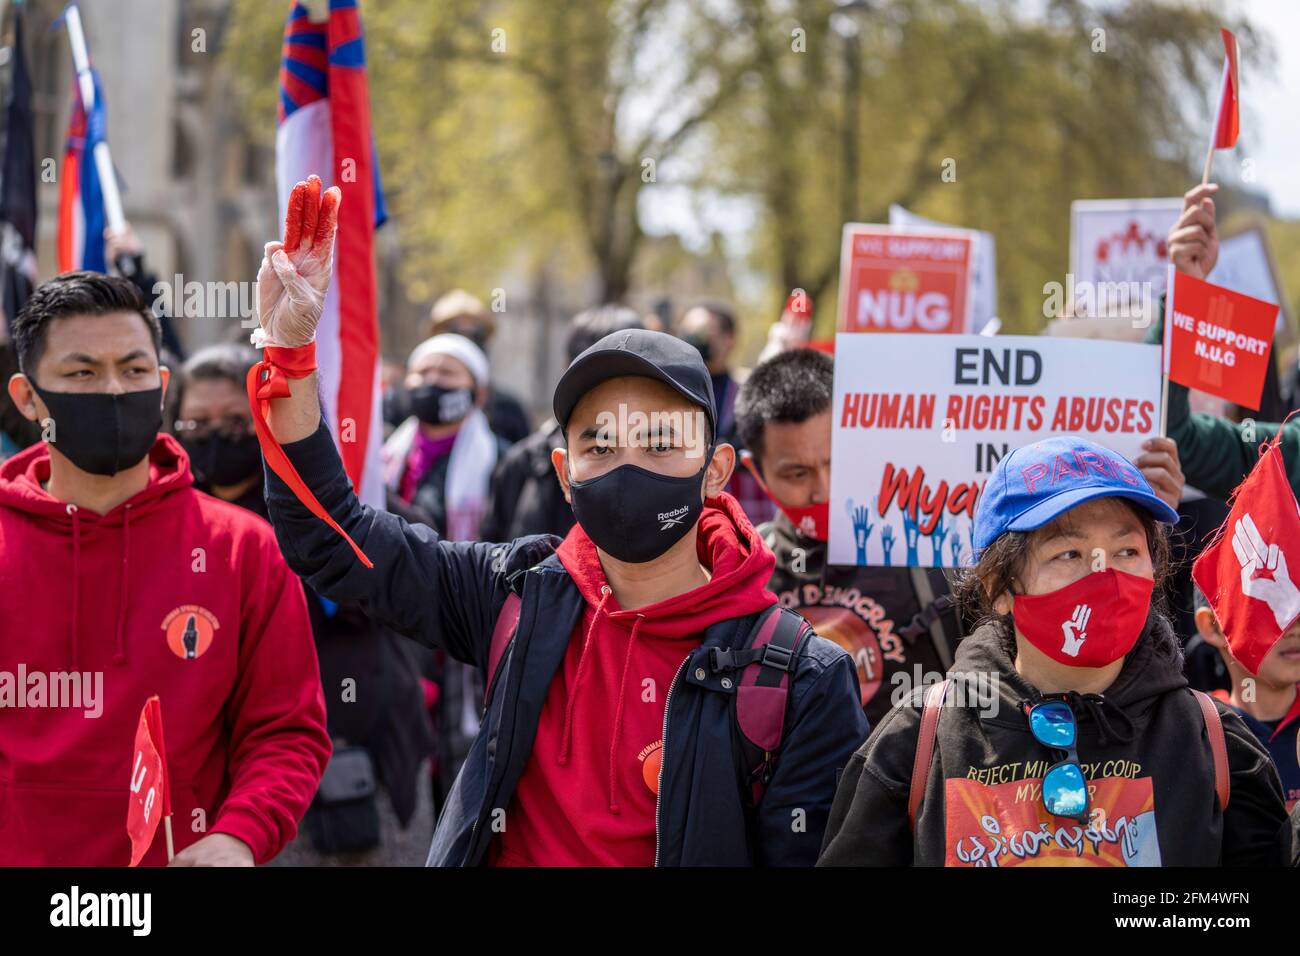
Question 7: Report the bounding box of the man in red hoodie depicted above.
[255,178,869,865]
[0,271,330,866]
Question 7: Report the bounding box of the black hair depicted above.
[171,343,260,412]
[689,301,736,338]
[566,305,644,362]
[734,347,834,465]
[182,343,259,387]
[12,271,162,378]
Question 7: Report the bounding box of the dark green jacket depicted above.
[1145,310,1296,500]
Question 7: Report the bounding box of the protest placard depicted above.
[1164,268,1278,409]
[828,333,1163,567]
[888,205,997,331]
[837,224,973,334]
[1068,198,1182,318]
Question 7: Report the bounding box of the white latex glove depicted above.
[253,174,341,348]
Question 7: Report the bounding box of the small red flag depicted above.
[1213,28,1240,150]
[1193,442,1300,675]
[1162,269,1277,409]
[126,696,170,867]
[784,289,813,321]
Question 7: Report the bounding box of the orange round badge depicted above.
[161,605,220,660]
[639,740,663,795]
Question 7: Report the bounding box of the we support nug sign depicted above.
[827,334,1163,567]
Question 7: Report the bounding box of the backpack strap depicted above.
[715,605,810,806]
[908,678,951,831]
[1191,688,1230,812]
[483,592,522,707]
[904,567,958,671]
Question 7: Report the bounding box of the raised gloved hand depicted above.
[253,174,341,349]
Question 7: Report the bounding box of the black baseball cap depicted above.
[552,329,717,436]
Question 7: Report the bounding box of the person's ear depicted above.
[551,446,572,504]
[1194,606,1227,650]
[475,384,488,407]
[703,442,735,497]
[991,582,1014,616]
[159,366,171,402]
[7,372,40,423]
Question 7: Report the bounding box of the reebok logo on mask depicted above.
[658,505,690,531]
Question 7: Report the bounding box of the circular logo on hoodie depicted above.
[638,740,663,795]
[161,605,220,660]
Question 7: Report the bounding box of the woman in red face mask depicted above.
[819,436,1292,867]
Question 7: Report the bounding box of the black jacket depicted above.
[265,421,870,866]
[819,615,1292,867]
[229,482,433,826]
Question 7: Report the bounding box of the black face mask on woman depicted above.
[409,384,473,426]
[30,382,162,477]
[568,456,711,563]
[183,432,263,489]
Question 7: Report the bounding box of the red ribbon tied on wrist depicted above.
[247,341,374,568]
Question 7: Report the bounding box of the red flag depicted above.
[1162,269,1277,408]
[1192,442,1300,674]
[126,696,169,866]
[1213,28,1240,150]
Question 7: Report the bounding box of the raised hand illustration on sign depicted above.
[930,512,949,567]
[1060,604,1092,658]
[849,499,873,565]
[1231,513,1300,630]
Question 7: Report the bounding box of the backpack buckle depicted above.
[709,647,741,673]
[760,642,795,673]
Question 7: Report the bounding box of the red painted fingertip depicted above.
[283,180,306,252]
[302,176,322,247]
[315,187,342,246]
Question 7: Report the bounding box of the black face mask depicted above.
[568,459,709,563]
[409,384,473,426]
[31,382,163,477]
[183,432,262,489]
[383,385,411,427]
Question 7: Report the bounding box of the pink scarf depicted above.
[398,428,458,504]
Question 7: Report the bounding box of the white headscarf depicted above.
[407,333,490,387]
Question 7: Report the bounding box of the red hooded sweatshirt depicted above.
[0,435,330,865]
[493,493,776,866]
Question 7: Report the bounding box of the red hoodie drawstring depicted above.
[607,614,645,815]
[114,504,132,665]
[67,504,80,670]
[558,584,613,766]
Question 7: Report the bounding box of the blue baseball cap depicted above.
[973,436,1179,556]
